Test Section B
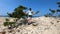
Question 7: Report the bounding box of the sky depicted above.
[0,0,60,16]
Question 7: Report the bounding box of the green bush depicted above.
[6,18,9,21]
[3,22,16,27]
[7,6,28,19]
[3,22,9,26]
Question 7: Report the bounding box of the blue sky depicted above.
[0,0,60,16]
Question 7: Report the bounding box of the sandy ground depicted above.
[0,16,60,34]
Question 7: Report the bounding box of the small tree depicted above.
[3,5,28,29]
[44,2,60,17]
[3,18,16,29]
[7,5,27,19]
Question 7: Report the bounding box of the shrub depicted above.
[3,22,16,28]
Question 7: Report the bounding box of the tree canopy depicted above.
[7,5,28,18]
[44,2,60,17]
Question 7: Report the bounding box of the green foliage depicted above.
[14,5,27,11]
[49,9,56,13]
[4,5,28,28]
[6,18,9,21]
[3,22,9,26]
[7,5,28,18]
[57,9,60,12]
[57,2,60,7]
[57,2,60,4]
[44,2,60,17]
[3,22,16,27]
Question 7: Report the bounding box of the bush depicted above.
[3,22,9,26]
[6,18,9,21]
[3,22,16,27]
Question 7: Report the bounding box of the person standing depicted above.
[26,8,34,25]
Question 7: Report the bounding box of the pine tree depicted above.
[7,5,27,18]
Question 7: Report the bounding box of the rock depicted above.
[32,23,38,26]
